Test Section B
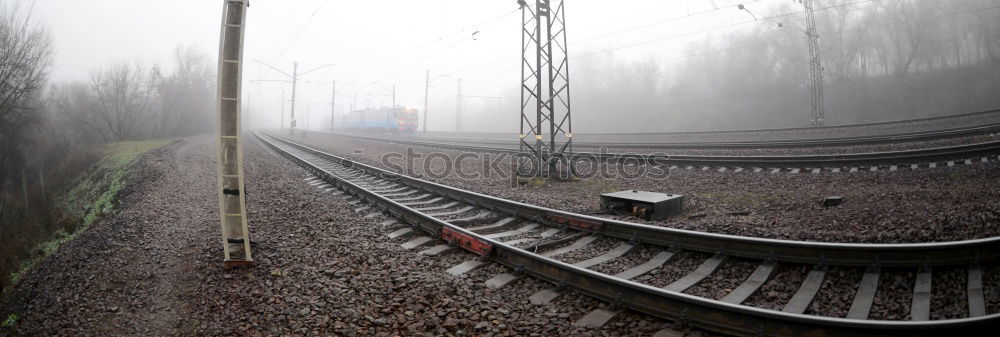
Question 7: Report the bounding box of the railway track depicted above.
[403,108,1000,149]
[402,121,1000,149]
[307,130,1000,174]
[256,131,999,337]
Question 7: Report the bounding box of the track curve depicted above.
[308,130,1000,173]
[256,131,1000,337]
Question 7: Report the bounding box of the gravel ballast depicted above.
[3,132,997,337]
[0,136,680,336]
[289,130,1000,244]
[392,132,1000,157]
[277,130,1000,321]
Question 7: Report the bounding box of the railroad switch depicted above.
[600,190,684,220]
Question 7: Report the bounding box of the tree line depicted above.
[48,46,215,146]
[572,0,1000,132]
[0,4,216,187]
[0,2,215,290]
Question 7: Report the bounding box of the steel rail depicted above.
[580,107,1000,136]
[260,131,1000,267]
[408,107,1000,139]
[401,121,1000,149]
[308,130,1000,169]
[255,131,999,337]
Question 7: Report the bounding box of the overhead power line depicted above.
[397,1,1000,91]
[572,0,876,59]
[265,0,306,61]
[271,0,330,63]
[570,0,770,45]
[338,9,519,87]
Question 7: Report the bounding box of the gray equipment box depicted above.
[600,190,684,220]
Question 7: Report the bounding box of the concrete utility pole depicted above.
[245,93,251,129]
[391,84,396,131]
[423,70,430,133]
[251,60,332,134]
[215,0,252,268]
[280,90,285,129]
[331,81,336,131]
[290,62,298,133]
[456,78,463,132]
[860,28,871,120]
[373,83,397,129]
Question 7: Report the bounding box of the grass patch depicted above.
[61,140,173,226]
[1,313,16,328]
[5,139,173,288]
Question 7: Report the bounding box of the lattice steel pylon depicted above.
[518,0,573,180]
[801,0,825,127]
[215,0,253,268]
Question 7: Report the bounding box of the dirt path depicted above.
[0,137,217,336]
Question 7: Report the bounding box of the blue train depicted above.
[342,107,419,134]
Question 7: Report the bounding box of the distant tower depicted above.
[801,0,825,127]
[518,0,573,179]
[456,79,463,132]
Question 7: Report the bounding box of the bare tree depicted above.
[878,0,938,76]
[88,62,156,141]
[155,45,214,138]
[48,82,107,144]
[0,1,51,182]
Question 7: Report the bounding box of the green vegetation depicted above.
[5,139,172,288]
[60,140,173,226]
[2,313,17,328]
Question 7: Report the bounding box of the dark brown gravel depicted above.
[8,132,995,337]
[412,110,1000,143]
[420,132,1000,157]
[285,131,1000,322]
[682,258,758,301]
[553,238,619,265]
[514,231,579,250]
[805,266,862,318]
[931,267,969,320]
[986,265,1000,314]
[590,245,660,276]
[743,264,808,311]
[494,226,552,244]
[869,269,916,320]
[0,135,677,336]
[289,130,1000,244]
[634,251,709,289]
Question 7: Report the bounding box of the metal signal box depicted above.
[601,190,684,220]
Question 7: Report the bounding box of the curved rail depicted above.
[310,130,1000,170]
[403,121,1000,149]
[262,131,1000,267]
[581,107,1000,136]
[402,107,1000,144]
[255,131,999,337]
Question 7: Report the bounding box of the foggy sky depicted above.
[32,0,779,132]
